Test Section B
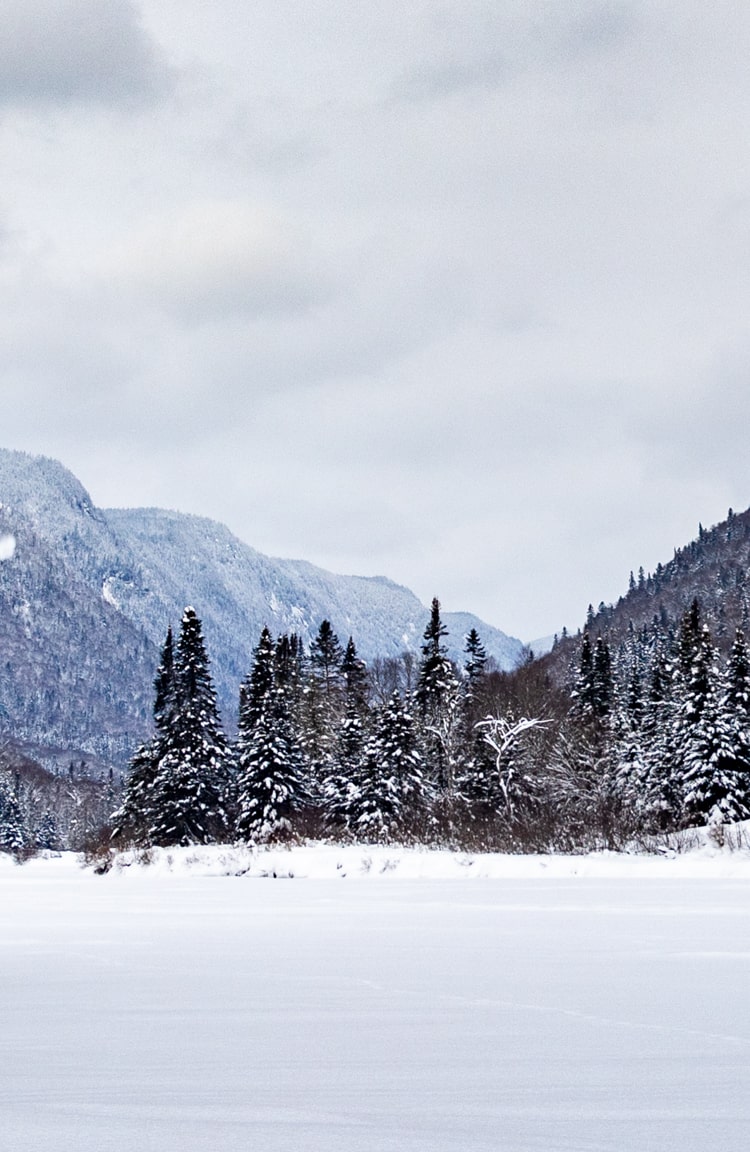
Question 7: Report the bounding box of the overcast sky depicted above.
[2,0,750,641]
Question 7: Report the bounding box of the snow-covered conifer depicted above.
[417,598,460,790]
[323,638,371,831]
[464,629,487,698]
[148,608,229,846]
[235,627,305,842]
[112,625,177,844]
[0,770,27,853]
[342,691,426,843]
[682,629,750,825]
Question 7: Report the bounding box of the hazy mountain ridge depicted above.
[0,449,523,765]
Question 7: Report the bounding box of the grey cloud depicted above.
[5,1,750,639]
[391,0,638,103]
[95,200,329,323]
[0,0,172,107]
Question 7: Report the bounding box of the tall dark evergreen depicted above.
[572,632,596,718]
[341,637,369,708]
[148,608,229,846]
[591,636,614,718]
[417,598,460,791]
[309,620,344,699]
[153,624,176,731]
[417,598,451,714]
[239,626,276,731]
[682,629,750,824]
[339,691,426,843]
[323,638,371,831]
[0,771,28,853]
[464,628,487,696]
[303,620,345,787]
[113,625,177,843]
[235,627,305,842]
[678,598,702,676]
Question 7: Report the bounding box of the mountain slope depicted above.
[0,449,523,764]
[544,505,750,681]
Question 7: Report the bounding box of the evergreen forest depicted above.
[98,593,750,856]
[6,506,750,858]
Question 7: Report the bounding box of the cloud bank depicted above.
[1,1,749,638]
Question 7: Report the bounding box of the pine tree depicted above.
[464,629,487,698]
[640,648,681,828]
[682,629,750,825]
[342,691,426,843]
[35,809,61,851]
[239,626,275,731]
[591,636,614,718]
[672,622,715,824]
[0,770,27,853]
[148,608,229,846]
[572,632,596,718]
[323,638,372,831]
[235,627,305,842]
[678,598,702,676]
[721,629,750,813]
[341,637,369,709]
[417,598,460,791]
[309,620,344,699]
[301,621,344,792]
[274,632,306,736]
[112,625,176,844]
[457,628,494,811]
[153,624,176,732]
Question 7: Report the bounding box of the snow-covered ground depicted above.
[3,844,750,1150]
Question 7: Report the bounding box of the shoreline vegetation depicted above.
[5,592,750,862]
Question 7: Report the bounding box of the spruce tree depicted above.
[341,691,426,843]
[235,627,305,842]
[323,638,371,831]
[341,637,369,708]
[0,770,27,854]
[464,629,487,698]
[682,629,750,825]
[721,629,750,813]
[640,648,681,828]
[309,620,344,699]
[672,622,715,824]
[572,633,596,718]
[417,598,460,791]
[112,625,176,844]
[35,809,61,851]
[678,599,702,676]
[148,608,229,846]
[302,621,344,793]
[591,636,614,719]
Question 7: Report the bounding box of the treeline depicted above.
[111,593,750,855]
[112,600,560,851]
[567,598,750,834]
[0,747,120,855]
[6,591,748,858]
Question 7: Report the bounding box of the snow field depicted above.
[2,850,750,1150]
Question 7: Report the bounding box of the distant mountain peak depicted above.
[0,447,523,764]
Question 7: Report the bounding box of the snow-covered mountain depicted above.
[0,448,523,764]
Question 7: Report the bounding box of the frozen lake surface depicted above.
[3,851,750,1151]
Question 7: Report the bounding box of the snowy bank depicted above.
[97,837,750,880]
[5,826,750,881]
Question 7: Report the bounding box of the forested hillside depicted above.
[547,506,750,677]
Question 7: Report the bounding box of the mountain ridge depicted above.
[542,504,750,685]
[0,448,524,765]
